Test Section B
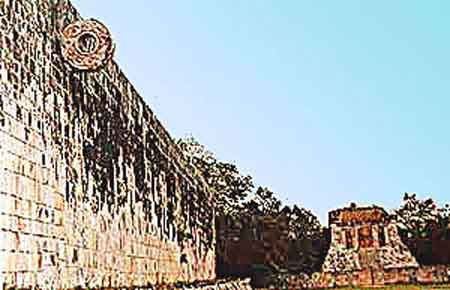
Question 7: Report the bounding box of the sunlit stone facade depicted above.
[0,0,216,289]
[320,204,418,287]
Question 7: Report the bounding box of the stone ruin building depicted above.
[318,204,419,287]
[217,203,450,289]
[284,204,450,289]
[0,1,251,289]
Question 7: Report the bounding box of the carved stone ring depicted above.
[61,19,115,71]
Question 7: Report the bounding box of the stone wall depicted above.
[0,0,216,289]
[216,214,290,278]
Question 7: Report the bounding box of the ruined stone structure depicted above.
[312,204,421,288]
[280,204,450,289]
[0,0,218,289]
[322,204,418,275]
[241,204,442,289]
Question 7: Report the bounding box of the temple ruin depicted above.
[319,204,418,286]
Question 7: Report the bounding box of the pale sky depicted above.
[72,0,450,224]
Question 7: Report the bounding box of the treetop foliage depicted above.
[177,136,325,239]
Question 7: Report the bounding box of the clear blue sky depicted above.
[72,0,450,224]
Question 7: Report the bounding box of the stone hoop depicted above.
[61,19,115,71]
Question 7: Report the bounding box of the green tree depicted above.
[393,192,440,239]
[177,136,254,216]
[288,205,323,240]
[244,186,282,216]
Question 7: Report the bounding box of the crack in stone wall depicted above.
[0,0,216,289]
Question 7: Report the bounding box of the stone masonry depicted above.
[310,204,420,288]
[322,204,418,275]
[282,205,450,289]
[0,0,217,289]
[317,204,418,287]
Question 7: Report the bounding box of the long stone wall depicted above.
[0,0,216,289]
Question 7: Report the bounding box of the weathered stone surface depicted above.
[0,0,216,289]
[322,204,418,275]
